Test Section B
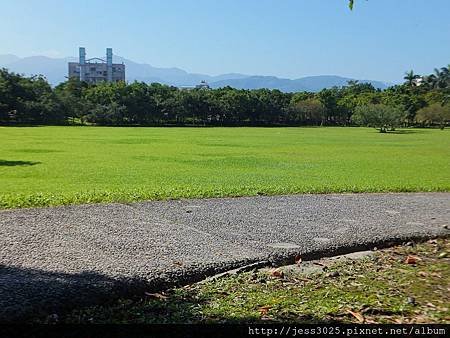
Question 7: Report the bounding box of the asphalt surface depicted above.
[1,193,449,321]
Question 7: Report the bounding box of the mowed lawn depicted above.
[0,126,449,209]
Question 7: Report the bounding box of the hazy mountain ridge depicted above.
[0,54,390,91]
[210,75,390,92]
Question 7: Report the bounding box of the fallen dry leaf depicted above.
[270,269,284,278]
[418,271,428,277]
[294,277,311,283]
[404,255,419,264]
[258,306,271,316]
[145,292,168,300]
[411,315,432,324]
[347,310,365,323]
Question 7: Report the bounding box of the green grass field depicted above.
[0,126,449,209]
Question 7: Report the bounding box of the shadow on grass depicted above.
[70,290,352,324]
[386,129,427,134]
[0,124,45,127]
[0,159,40,167]
[0,264,351,325]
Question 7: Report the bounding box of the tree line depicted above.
[1,66,449,130]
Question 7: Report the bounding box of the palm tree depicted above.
[424,73,438,89]
[440,65,450,87]
[426,65,450,96]
[434,68,443,87]
[403,70,420,86]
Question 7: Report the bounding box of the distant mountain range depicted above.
[0,54,391,92]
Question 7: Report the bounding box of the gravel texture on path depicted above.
[1,193,449,321]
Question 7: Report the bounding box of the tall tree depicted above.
[352,104,405,132]
[403,70,420,87]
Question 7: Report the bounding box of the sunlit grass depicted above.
[0,126,449,209]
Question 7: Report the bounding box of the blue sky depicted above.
[0,0,449,82]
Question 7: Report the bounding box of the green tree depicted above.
[403,70,420,87]
[289,98,326,125]
[0,69,64,124]
[416,103,450,129]
[82,102,127,125]
[54,77,89,123]
[352,104,405,132]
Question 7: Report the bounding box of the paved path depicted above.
[1,193,449,321]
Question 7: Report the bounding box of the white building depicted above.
[68,47,125,84]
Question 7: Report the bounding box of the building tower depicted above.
[106,48,113,82]
[68,47,125,83]
[79,47,86,82]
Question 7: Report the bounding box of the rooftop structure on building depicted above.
[195,80,210,89]
[68,47,125,84]
[180,80,211,90]
[412,76,425,86]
